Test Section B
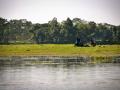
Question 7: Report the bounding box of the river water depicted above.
[0,64,120,90]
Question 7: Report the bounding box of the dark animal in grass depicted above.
[91,38,96,47]
[75,38,84,47]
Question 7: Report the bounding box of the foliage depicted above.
[0,17,120,44]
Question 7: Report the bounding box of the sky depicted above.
[0,0,120,25]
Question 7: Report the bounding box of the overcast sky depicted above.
[0,0,120,25]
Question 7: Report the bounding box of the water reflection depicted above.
[0,64,120,90]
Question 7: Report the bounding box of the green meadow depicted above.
[0,44,120,57]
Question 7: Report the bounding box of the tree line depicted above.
[0,17,120,44]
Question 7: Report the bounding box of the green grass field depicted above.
[0,44,120,57]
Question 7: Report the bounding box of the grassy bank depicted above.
[0,44,120,57]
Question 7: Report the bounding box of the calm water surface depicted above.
[0,64,120,90]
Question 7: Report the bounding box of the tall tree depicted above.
[62,17,76,43]
[0,17,8,44]
[49,17,61,43]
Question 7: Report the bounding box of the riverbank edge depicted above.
[0,55,120,65]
